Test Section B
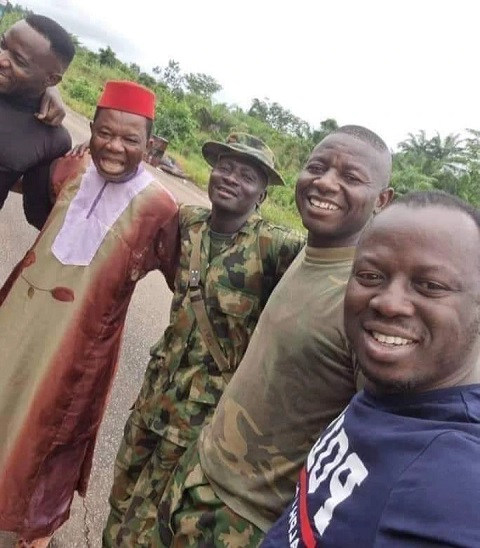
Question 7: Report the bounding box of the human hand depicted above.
[65,141,90,157]
[35,86,66,127]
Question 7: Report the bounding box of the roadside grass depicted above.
[167,151,210,190]
[260,199,304,232]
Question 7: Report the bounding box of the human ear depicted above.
[257,189,267,206]
[375,187,394,213]
[46,73,62,88]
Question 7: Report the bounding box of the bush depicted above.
[67,78,99,106]
[154,93,197,145]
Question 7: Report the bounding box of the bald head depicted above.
[392,190,480,233]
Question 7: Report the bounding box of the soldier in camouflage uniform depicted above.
[102,133,305,547]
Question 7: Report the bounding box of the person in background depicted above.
[0,14,74,228]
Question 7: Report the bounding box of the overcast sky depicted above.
[18,0,480,149]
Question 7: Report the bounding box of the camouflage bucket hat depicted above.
[202,132,285,186]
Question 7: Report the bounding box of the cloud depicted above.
[20,0,480,148]
[22,0,143,62]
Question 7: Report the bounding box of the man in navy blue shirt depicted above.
[263,190,480,548]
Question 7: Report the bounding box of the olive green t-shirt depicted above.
[198,245,360,531]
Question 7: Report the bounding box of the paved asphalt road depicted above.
[0,109,210,547]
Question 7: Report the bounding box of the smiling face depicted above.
[0,20,62,97]
[208,153,267,218]
[345,204,480,394]
[295,133,393,248]
[90,108,149,183]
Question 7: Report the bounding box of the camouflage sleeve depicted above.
[270,228,306,281]
[178,203,205,225]
[155,206,181,292]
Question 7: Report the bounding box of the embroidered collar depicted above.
[51,161,153,266]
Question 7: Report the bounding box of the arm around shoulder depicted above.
[36,86,66,127]
[266,225,306,280]
[155,196,181,291]
[22,154,90,230]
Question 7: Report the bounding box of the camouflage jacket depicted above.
[141,204,305,447]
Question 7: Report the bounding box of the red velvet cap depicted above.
[97,80,156,120]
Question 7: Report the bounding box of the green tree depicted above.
[310,119,339,145]
[193,102,237,135]
[185,72,222,99]
[395,130,467,197]
[0,6,24,31]
[98,46,117,67]
[137,72,157,89]
[248,98,310,138]
[129,63,141,75]
[154,92,197,144]
[69,34,81,48]
[391,156,436,196]
[67,77,99,106]
[248,98,269,123]
[156,59,184,96]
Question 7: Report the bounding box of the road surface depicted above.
[0,108,209,547]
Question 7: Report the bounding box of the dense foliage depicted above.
[2,6,479,230]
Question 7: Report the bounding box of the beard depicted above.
[360,364,417,394]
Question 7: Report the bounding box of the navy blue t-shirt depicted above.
[262,385,480,548]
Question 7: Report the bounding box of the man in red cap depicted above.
[0,80,179,547]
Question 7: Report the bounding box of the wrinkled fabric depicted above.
[102,406,185,547]
[155,443,264,548]
[199,247,360,532]
[143,206,305,449]
[152,247,359,546]
[0,155,179,540]
[263,385,480,547]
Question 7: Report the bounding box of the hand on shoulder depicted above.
[35,86,66,127]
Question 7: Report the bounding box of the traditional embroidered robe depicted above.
[0,155,179,539]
